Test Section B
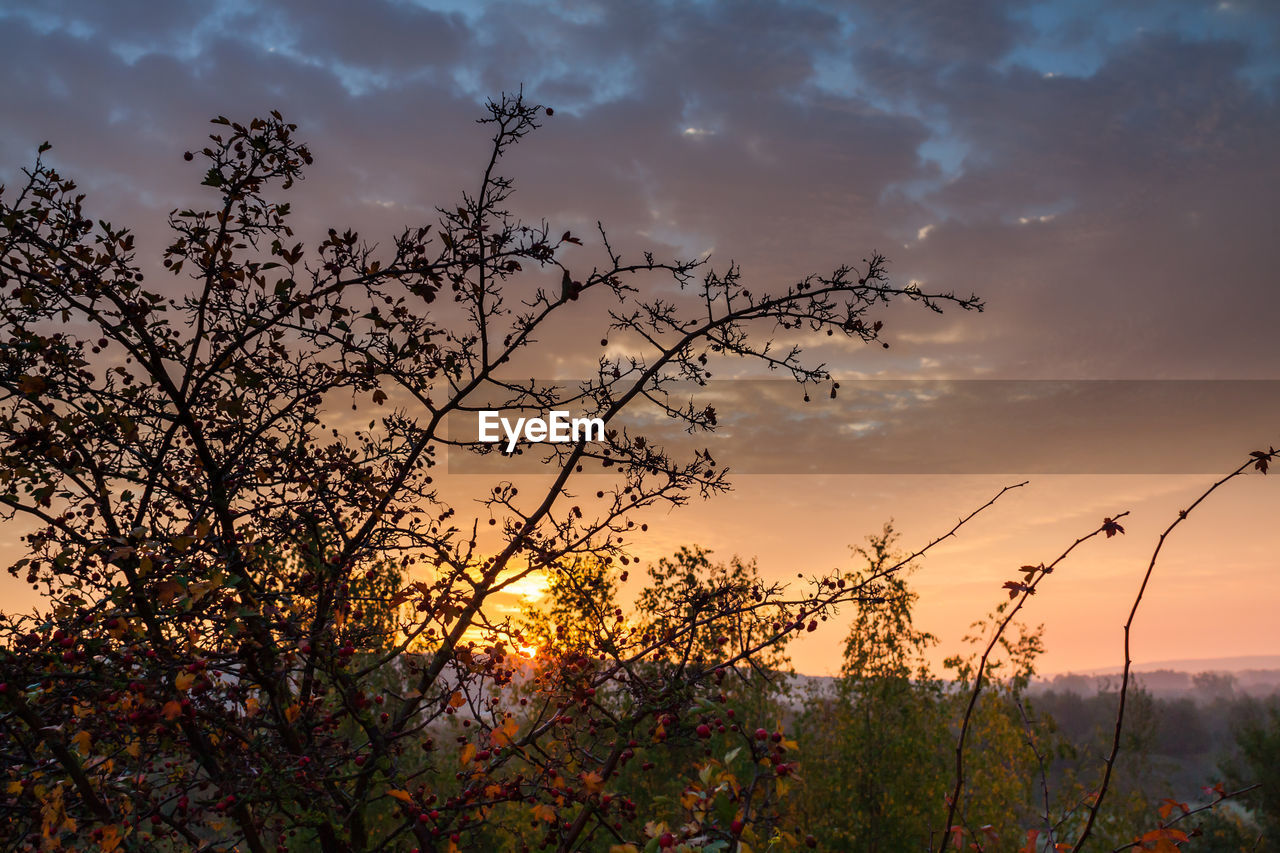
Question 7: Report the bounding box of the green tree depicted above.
[1221,697,1280,845]
[794,525,948,851]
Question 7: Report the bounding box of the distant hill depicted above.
[1053,654,1280,675]
[1034,658,1280,699]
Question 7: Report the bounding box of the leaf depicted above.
[386,789,414,805]
[1250,448,1274,474]
[285,703,300,723]
[1002,580,1031,599]
[448,691,466,709]
[532,803,556,822]
[459,743,476,766]
[1137,827,1189,852]
[175,672,196,692]
[1103,517,1125,538]
[72,730,91,755]
[372,389,388,406]
[17,375,47,396]
[99,825,123,852]
[580,771,604,794]
[490,716,519,747]
[1158,798,1189,820]
[156,581,184,604]
[161,700,183,722]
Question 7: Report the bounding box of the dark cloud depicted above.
[1,0,1277,379]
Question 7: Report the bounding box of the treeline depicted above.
[502,528,1280,851]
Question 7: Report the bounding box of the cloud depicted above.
[1,0,1278,381]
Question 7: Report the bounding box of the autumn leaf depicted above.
[156,580,184,604]
[580,771,604,794]
[386,789,414,805]
[17,375,47,396]
[1157,798,1188,820]
[161,700,183,721]
[459,743,476,766]
[531,803,556,823]
[1103,517,1125,537]
[1137,827,1189,852]
[490,716,519,747]
[72,730,91,755]
[98,824,123,852]
[175,672,196,692]
[448,691,466,709]
[1250,448,1274,474]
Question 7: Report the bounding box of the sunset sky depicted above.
[1,0,1277,675]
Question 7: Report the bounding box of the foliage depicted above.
[1221,697,1280,843]
[0,93,983,852]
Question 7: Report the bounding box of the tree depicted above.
[794,526,949,851]
[0,93,985,852]
[1221,697,1280,843]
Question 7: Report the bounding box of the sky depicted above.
[0,0,1277,675]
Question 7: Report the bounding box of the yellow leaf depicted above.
[285,703,300,723]
[532,803,556,823]
[99,824,123,852]
[245,696,260,716]
[449,691,466,709]
[161,700,182,721]
[72,730,91,755]
[6,781,22,795]
[175,672,196,692]
[580,771,604,794]
[490,716,519,747]
[459,743,476,766]
[188,579,220,602]
[609,846,640,853]
[126,740,141,758]
[386,789,414,805]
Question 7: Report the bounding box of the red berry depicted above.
[755,728,768,740]
[659,832,674,848]
[696,724,711,739]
